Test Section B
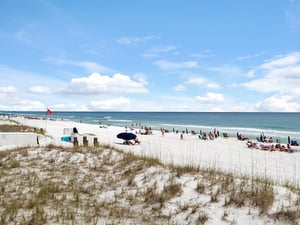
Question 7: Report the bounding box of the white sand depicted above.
[8,115,300,187]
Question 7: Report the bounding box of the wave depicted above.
[108,119,133,123]
[159,123,300,138]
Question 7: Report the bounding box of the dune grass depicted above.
[0,124,45,135]
[0,144,299,225]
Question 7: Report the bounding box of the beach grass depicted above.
[0,144,299,225]
[0,124,45,135]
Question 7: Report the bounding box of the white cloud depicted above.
[174,76,220,93]
[46,58,112,73]
[291,88,300,95]
[77,61,111,73]
[116,35,157,45]
[143,45,177,58]
[185,77,219,89]
[154,60,199,70]
[133,73,148,86]
[196,92,224,104]
[239,52,300,111]
[29,86,52,94]
[63,73,148,95]
[241,53,300,93]
[15,99,45,110]
[236,52,264,60]
[0,95,45,111]
[208,64,242,76]
[52,103,88,111]
[260,52,300,70]
[89,97,130,110]
[255,94,300,112]
[191,49,215,59]
[173,84,186,92]
[151,46,176,53]
[191,53,215,58]
[246,70,255,78]
[0,86,17,93]
[246,66,300,92]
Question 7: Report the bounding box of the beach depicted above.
[6,114,300,187]
[1,115,300,224]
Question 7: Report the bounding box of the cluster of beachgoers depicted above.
[72,118,300,156]
[247,140,298,153]
[138,125,299,154]
[236,132,299,153]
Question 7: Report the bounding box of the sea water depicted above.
[4,111,300,143]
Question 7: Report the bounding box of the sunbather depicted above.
[246,140,258,149]
[279,145,287,152]
[261,144,275,151]
[134,138,141,144]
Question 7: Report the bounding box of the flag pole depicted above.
[45,109,48,133]
[45,108,53,133]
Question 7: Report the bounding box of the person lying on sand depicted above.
[246,140,258,149]
[123,140,134,145]
[260,144,275,151]
[123,138,140,145]
[277,144,289,152]
[134,138,141,144]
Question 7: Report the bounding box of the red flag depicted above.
[47,108,53,115]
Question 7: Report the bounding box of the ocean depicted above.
[4,111,300,142]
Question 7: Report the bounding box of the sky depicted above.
[1,0,300,112]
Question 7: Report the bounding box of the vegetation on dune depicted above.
[0,124,45,135]
[0,144,299,225]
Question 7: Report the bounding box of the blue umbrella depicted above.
[117,132,137,141]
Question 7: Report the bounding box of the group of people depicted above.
[246,140,297,153]
[260,143,296,153]
[257,133,275,143]
[242,132,298,153]
[198,128,221,140]
[137,127,153,135]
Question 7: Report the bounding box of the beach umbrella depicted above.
[117,132,137,140]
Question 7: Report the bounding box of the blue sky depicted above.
[1,0,300,112]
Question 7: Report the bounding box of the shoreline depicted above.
[3,111,300,142]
